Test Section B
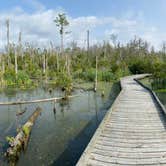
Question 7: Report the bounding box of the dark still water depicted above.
[0,82,120,166]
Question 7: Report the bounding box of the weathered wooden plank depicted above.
[102,129,166,135]
[97,137,166,144]
[89,153,166,165]
[96,140,166,148]
[104,127,166,132]
[106,122,166,127]
[92,149,166,159]
[99,133,166,140]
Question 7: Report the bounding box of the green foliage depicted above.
[48,71,57,79]
[152,61,166,79]
[54,13,69,34]
[81,69,96,82]
[56,72,72,88]
[128,57,152,74]
[4,69,32,87]
[16,71,32,85]
[30,69,42,78]
[129,61,145,74]
[47,55,58,70]
[0,71,3,82]
[101,71,115,81]
[74,69,115,82]
[4,68,16,86]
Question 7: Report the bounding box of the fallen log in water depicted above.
[5,107,42,164]
[0,95,78,106]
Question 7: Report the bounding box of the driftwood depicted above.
[0,95,78,106]
[6,107,42,165]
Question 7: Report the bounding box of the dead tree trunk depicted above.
[87,30,90,65]
[43,53,46,74]
[67,53,70,76]
[2,55,5,74]
[6,19,10,67]
[94,53,98,92]
[56,51,59,72]
[61,33,64,55]
[18,32,23,59]
[14,48,18,75]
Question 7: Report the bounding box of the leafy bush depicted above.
[73,69,115,82]
[74,69,96,82]
[56,72,72,88]
[152,62,166,79]
[128,57,152,74]
[4,69,32,87]
[16,71,32,85]
[101,71,115,81]
[4,68,16,86]
[26,68,42,78]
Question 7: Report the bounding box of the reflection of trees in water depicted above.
[93,93,99,124]
[52,99,71,118]
[60,105,65,117]
[16,104,26,130]
[88,92,90,112]
[101,93,105,106]
[3,105,16,135]
[53,107,56,120]
[53,100,57,120]
[7,105,10,124]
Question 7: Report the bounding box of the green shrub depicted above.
[16,71,32,85]
[56,73,72,88]
[4,68,16,86]
[73,69,115,82]
[101,71,115,81]
[73,69,96,81]
[4,69,32,87]
[128,57,153,74]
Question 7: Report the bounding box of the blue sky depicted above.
[0,0,166,49]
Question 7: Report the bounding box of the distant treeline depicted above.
[0,36,166,89]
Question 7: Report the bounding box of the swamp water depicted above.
[0,82,120,166]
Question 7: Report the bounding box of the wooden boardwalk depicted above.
[77,75,166,166]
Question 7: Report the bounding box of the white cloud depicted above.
[0,5,165,51]
[22,0,46,11]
